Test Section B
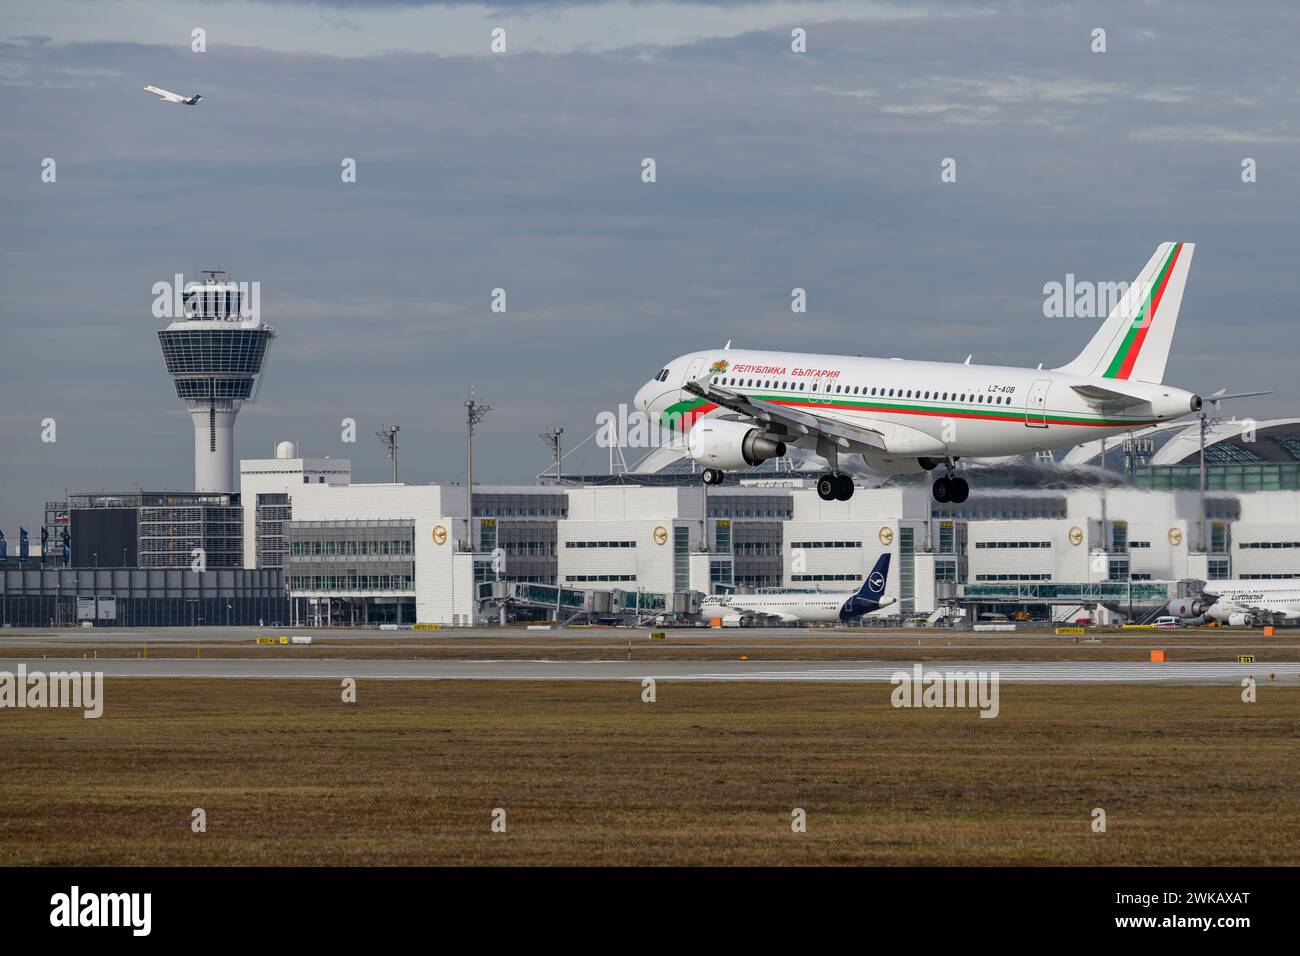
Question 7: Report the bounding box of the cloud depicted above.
[2,0,1300,529]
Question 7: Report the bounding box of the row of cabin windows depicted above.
[715,377,1014,405]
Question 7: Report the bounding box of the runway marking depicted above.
[0,658,1295,686]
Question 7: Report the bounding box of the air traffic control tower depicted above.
[158,271,276,493]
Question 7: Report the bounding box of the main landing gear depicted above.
[816,473,855,501]
[931,472,969,503]
[811,439,855,501]
[702,468,725,486]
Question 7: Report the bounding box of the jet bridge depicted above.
[477,581,701,624]
[957,579,1198,622]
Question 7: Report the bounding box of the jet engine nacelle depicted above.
[1166,598,1204,618]
[687,419,786,470]
[1206,603,1252,625]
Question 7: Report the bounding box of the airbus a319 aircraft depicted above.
[635,242,1236,503]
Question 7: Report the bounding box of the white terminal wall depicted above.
[560,487,703,592]
[782,486,929,595]
[1064,488,1213,580]
[1227,491,1300,577]
[287,482,478,624]
[239,456,352,569]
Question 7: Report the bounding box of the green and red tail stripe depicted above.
[1104,241,1183,380]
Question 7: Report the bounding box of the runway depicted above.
[1,658,1296,685]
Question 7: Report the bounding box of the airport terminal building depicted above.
[266,476,1299,626]
[9,432,1300,627]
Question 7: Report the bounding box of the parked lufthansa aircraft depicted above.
[1168,578,1300,627]
[702,554,893,625]
[635,243,1261,503]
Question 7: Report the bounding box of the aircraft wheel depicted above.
[816,475,838,501]
[948,476,969,503]
[702,468,724,486]
[931,476,951,503]
[835,474,855,500]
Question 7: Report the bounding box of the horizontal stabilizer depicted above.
[1070,384,1148,408]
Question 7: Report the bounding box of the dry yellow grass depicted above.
[0,679,1296,865]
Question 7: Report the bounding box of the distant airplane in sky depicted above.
[144,86,203,105]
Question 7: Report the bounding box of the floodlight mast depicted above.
[540,426,564,485]
[465,390,491,551]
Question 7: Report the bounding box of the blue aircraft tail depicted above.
[856,553,890,603]
[839,553,891,620]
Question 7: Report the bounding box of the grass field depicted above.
[1,678,1297,865]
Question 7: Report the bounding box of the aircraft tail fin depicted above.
[856,553,890,602]
[1056,242,1194,384]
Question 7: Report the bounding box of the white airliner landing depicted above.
[703,554,893,625]
[144,86,203,105]
[636,242,1264,503]
[1168,579,1300,627]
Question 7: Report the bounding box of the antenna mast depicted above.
[375,424,400,483]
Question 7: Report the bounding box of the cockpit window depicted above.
[654,368,669,382]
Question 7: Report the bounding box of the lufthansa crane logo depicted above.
[432,525,447,545]
[878,527,894,546]
[868,571,885,591]
[1068,526,1084,546]
[653,526,669,545]
[1168,527,1183,545]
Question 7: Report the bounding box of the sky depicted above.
[2,0,1299,533]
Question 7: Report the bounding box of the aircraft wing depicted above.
[1226,599,1300,621]
[684,377,946,457]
